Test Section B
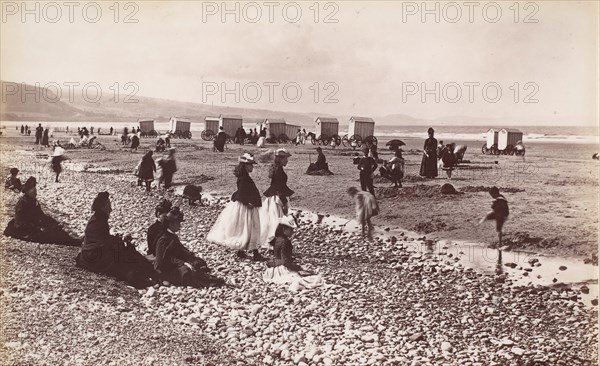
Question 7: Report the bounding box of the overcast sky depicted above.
[1,1,598,124]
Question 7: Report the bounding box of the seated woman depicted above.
[306,147,333,175]
[3,177,81,246]
[440,143,457,179]
[154,207,225,288]
[379,149,405,187]
[156,137,166,152]
[76,192,158,289]
[147,199,172,257]
[263,216,324,291]
[5,167,22,191]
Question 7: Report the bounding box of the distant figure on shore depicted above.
[439,143,457,179]
[41,127,50,147]
[20,125,24,134]
[50,146,69,182]
[5,168,22,192]
[164,133,171,148]
[295,129,302,145]
[478,186,509,249]
[35,123,43,144]
[156,137,166,152]
[357,147,377,195]
[214,127,227,152]
[306,147,333,175]
[207,153,264,261]
[3,177,81,245]
[76,192,158,289]
[347,187,379,240]
[263,216,324,291]
[379,149,405,187]
[90,126,94,135]
[301,129,308,145]
[158,148,177,189]
[419,127,438,179]
[256,127,267,148]
[130,134,140,152]
[137,151,156,192]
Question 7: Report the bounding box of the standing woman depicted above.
[214,127,227,152]
[158,148,177,189]
[419,127,438,178]
[256,127,267,148]
[138,151,156,192]
[260,148,294,247]
[41,127,50,147]
[207,153,264,261]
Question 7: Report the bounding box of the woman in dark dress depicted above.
[262,216,323,291]
[207,153,264,261]
[158,148,177,189]
[146,199,172,257]
[41,128,50,147]
[130,134,140,152]
[76,192,158,288]
[419,127,438,178]
[260,148,294,247]
[154,207,225,288]
[137,151,156,191]
[214,127,227,152]
[3,177,81,245]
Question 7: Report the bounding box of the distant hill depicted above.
[1,81,589,127]
[0,81,324,125]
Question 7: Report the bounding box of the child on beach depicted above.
[263,215,323,291]
[347,187,379,240]
[478,186,509,248]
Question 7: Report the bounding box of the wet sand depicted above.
[4,129,594,256]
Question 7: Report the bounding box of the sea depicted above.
[1,121,598,145]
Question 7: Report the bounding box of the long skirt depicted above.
[51,156,64,173]
[256,136,266,148]
[259,196,284,248]
[419,153,438,178]
[263,266,324,292]
[206,201,261,251]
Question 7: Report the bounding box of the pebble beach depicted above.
[0,129,598,365]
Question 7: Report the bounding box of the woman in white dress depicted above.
[263,215,324,291]
[259,148,294,248]
[256,128,267,148]
[206,153,266,261]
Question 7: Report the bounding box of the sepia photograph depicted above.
[0,1,598,365]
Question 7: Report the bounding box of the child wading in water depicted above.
[478,186,509,248]
[347,187,379,240]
